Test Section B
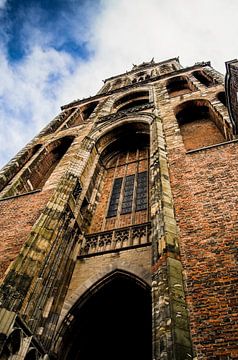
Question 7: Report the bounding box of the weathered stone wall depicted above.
[59,246,151,322]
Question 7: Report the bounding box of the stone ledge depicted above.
[0,189,41,201]
[78,242,151,259]
[186,138,238,154]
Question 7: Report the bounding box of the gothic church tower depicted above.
[0,58,237,360]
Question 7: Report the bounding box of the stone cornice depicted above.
[61,62,211,110]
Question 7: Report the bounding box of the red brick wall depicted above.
[0,190,52,282]
[180,119,225,151]
[168,142,238,359]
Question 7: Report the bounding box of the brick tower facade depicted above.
[0,58,237,360]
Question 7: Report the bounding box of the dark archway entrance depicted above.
[57,271,152,360]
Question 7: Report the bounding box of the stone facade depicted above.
[0,57,237,360]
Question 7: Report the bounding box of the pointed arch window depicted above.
[87,126,150,233]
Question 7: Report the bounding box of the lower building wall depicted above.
[168,141,238,359]
[0,190,53,282]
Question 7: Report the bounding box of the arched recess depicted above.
[166,75,196,97]
[113,89,150,112]
[2,136,75,197]
[4,328,22,356]
[192,70,215,87]
[80,118,151,236]
[25,347,39,360]
[54,270,152,360]
[0,143,42,193]
[31,135,75,189]
[217,91,227,107]
[76,114,154,255]
[81,101,99,120]
[175,99,226,151]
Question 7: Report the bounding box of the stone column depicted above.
[151,118,194,360]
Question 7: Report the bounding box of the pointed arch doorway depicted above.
[57,271,152,360]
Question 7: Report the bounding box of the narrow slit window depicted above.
[107,178,122,217]
[136,172,148,211]
[121,175,135,214]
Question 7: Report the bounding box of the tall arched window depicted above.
[175,99,226,151]
[91,125,149,232]
[78,122,151,255]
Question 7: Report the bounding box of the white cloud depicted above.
[1,0,238,167]
[0,46,76,166]
[0,0,7,10]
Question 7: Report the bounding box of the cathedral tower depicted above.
[0,58,237,359]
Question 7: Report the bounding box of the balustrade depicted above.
[79,222,151,256]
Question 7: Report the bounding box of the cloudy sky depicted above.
[0,0,238,168]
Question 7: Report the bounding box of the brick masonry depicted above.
[167,142,238,359]
[159,70,238,358]
[0,190,53,281]
[0,58,237,360]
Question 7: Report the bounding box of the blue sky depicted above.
[1,0,238,168]
[4,0,97,61]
